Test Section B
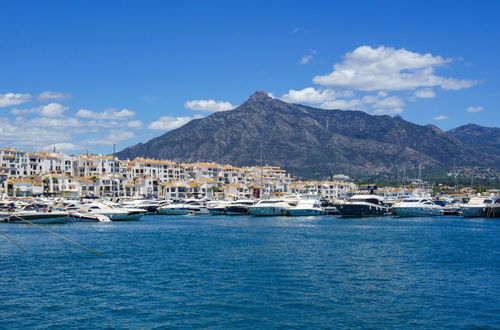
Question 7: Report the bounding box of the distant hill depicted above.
[447,124,500,155]
[117,91,500,179]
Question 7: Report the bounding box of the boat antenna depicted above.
[260,140,263,199]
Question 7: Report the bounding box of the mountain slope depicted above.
[447,124,500,155]
[117,92,500,178]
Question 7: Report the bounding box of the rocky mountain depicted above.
[117,91,500,178]
[447,124,500,155]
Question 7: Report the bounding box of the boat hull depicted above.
[461,206,487,217]
[288,208,324,216]
[336,204,389,217]
[8,213,69,224]
[158,207,209,216]
[249,206,288,216]
[225,206,250,216]
[393,206,443,217]
[208,208,226,216]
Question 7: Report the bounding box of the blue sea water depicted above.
[0,215,499,329]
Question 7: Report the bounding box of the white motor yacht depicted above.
[225,200,256,216]
[121,199,170,213]
[207,200,233,215]
[104,202,148,220]
[5,204,69,224]
[288,198,324,216]
[461,197,499,217]
[392,198,443,217]
[81,202,137,221]
[248,199,297,216]
[157,199,209,215]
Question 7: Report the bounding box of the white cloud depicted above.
[299,55,313,64]
[149,115,204,131]
[433,115,448,120]
[184,99,235,112]
[373,108,404,115]
[76,108,136,120]
[375,96,405,108]
[84,130,137,145]
[0,117,73,146]
[319,93,404,113]
[413,88,436,99]
[0,93,32,107]
[466,106,484,113]
[126,120,143,128]
[20,116,84,128]
[313,45,477,91]
[42,142,77,152]
[37,91,71,101]
[320,98,363,110]
[281,87,354,104]
[11,103,69,117]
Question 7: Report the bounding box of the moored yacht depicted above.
[335,195,390,217]
[461,197,499,217]
[5,204,70,224]
[207,200,233,215]
[392,198,443,217]
[157,199,209,215]
[81,202,136,221]
[225,200,256,215]
[288,198,324,216]
[248,199,297,216]
[121,199,170,214]
[104,202,148,220]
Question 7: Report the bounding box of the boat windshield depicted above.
[349,198,381,205]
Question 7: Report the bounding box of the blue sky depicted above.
[1,0,498,154]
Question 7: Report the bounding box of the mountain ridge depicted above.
[117,92,499,179]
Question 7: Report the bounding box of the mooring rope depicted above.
[10,214,105,256]
[0,228,26,252]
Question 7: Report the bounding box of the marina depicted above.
[1,214,498,328]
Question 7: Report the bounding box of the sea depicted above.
[1,215,499,329]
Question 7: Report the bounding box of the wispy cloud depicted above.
[299,49,317,65]
[466,106,484,113]
[184,99,235,112]
[76,108,136,120]
[433,115,448,120]
[0,93,32,107]
[11,103,69,117]
[149,115,204,131]
[37,91,71,101]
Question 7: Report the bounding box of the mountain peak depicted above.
[239,91,282,111]
[248,91,272,102]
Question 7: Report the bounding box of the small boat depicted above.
[335,195,390,217]
[392,198,443,217]
[461,197,500,217]
[288,198,324,216]
[68,212,111,222]
[225,200,256,216]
